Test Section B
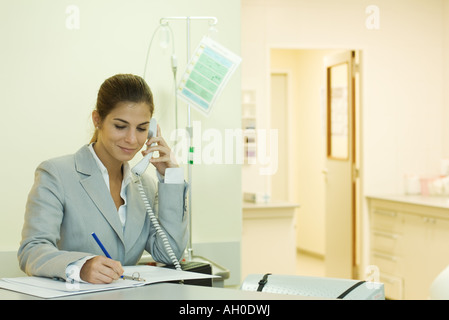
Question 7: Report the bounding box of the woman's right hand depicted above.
[80,256,124,284]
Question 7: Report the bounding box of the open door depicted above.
[324,50,358,279]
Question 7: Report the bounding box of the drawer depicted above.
[371,251,402,275]
[371,208,402,232]
[379,273,403,300]
[371,229,402,254]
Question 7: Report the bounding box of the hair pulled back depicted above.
[90,74,154,143]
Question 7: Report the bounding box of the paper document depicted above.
[0,265,218,299]
[121,265,218,284]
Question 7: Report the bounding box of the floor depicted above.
[296,250,325,277]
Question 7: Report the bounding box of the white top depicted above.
[88,143,132,228]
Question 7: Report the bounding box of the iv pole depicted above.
[159,16,218,262]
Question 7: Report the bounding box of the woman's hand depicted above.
[80,256,124,284]
[142,124,179,177]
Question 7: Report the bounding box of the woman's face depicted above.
[93,101,152,166]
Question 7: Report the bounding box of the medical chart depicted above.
[177,36,241,116]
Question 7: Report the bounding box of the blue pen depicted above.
[91,232,112,258]
[91,232,124,279]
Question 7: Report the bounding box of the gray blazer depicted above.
[18,145,188,280]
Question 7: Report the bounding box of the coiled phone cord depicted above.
[135,176,182,271]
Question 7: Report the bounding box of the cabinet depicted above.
[368,195,449,299]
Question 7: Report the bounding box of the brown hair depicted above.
[90,74,154,143]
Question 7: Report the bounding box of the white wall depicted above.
[444,1,449,158]
[0,0,241,284]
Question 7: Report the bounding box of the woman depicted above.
[18,74,188,284]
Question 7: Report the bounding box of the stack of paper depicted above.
[0,265,217,299]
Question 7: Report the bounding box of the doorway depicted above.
[270,48,361,279]
[270,72,290,202]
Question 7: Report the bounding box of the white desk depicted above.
[0,282,313,300]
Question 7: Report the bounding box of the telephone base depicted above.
[165,261,213,287]
[138,254,226,287]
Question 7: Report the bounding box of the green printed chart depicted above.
[177,36,241,116]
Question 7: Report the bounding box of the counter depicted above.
[367,194,449,210]
[241,201,300,280]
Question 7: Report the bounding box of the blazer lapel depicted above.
[75,146,125,244]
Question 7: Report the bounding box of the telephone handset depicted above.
[131,118,158,176]
[131,118,182,271]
